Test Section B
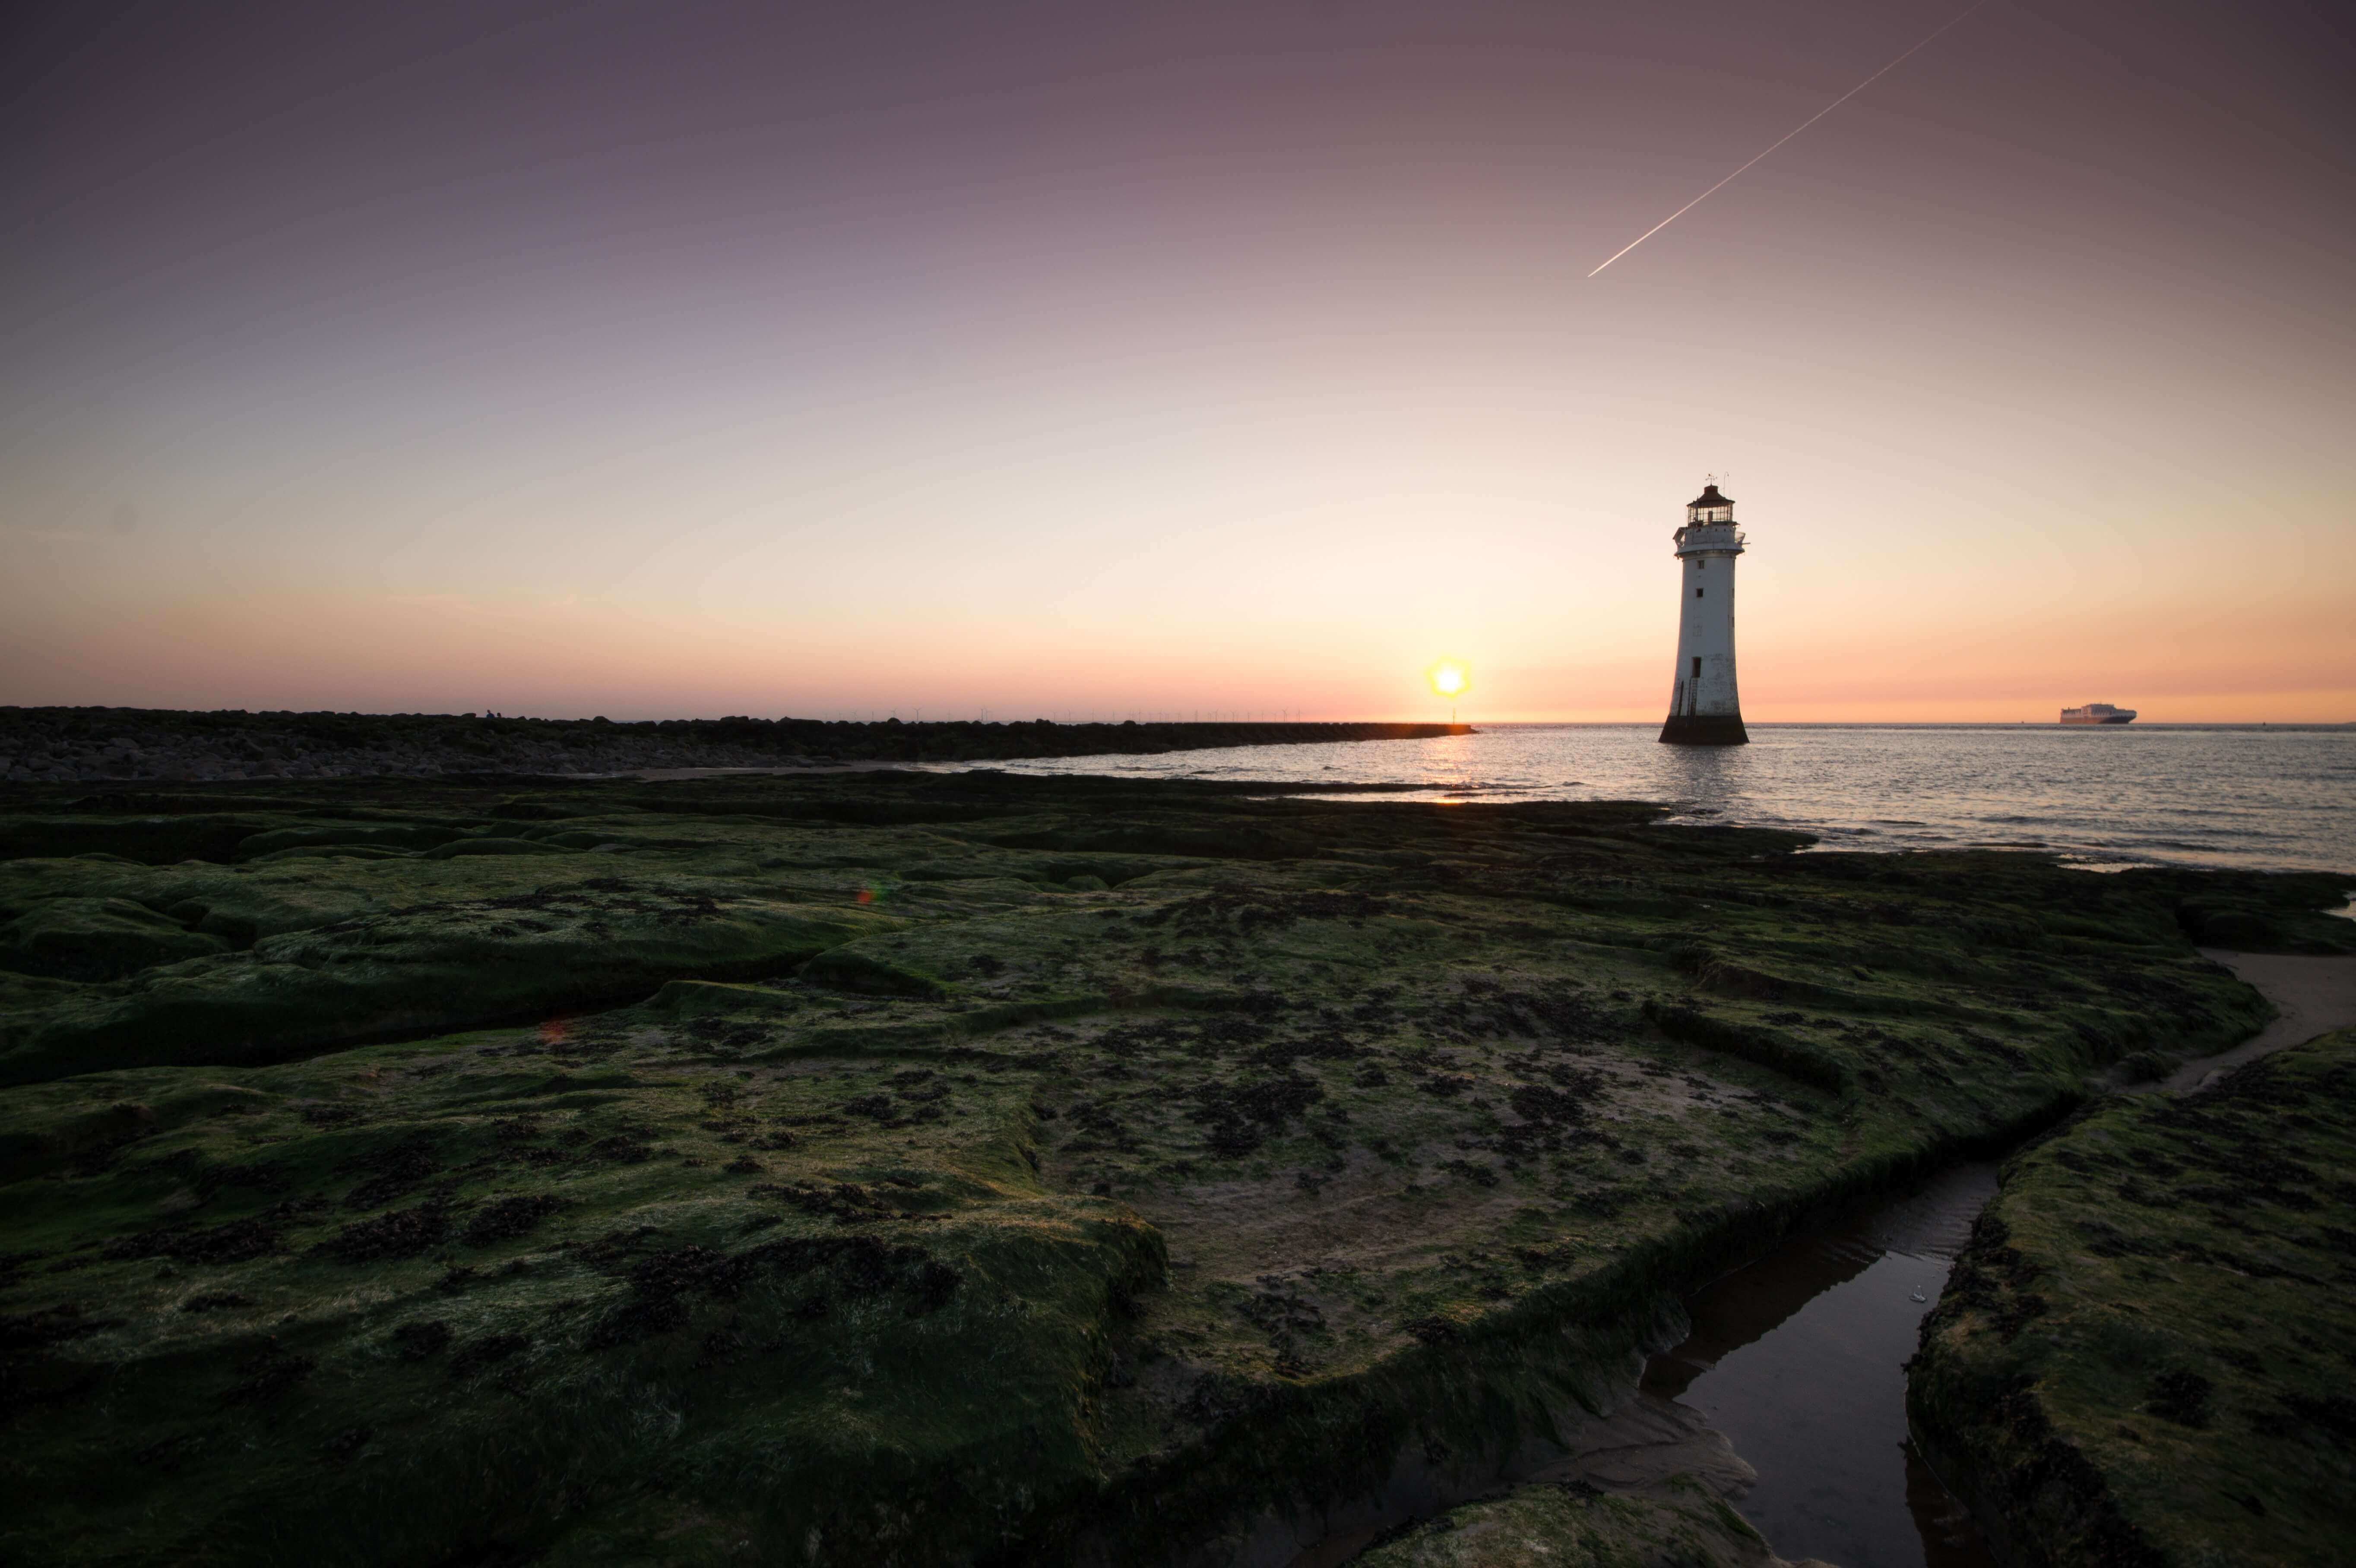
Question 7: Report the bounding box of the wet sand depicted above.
[2169,949,2356,1090]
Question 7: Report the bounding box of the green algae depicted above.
[1908,1027,2356,1568]
[0,1027,1160,1565]
[0,770,2329,1565]
[0,888,890,1084]
[1,897,232,980]
[1355,1481,1793,1568]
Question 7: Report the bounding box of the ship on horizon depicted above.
[2060,702,2137,725]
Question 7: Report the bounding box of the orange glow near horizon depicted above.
[1,571,2346,725]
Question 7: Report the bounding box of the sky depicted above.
[3,0,2350,724]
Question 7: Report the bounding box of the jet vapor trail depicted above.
[1587,2,1986,278]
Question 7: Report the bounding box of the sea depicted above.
[939,724,2354,877]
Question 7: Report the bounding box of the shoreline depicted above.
[9,715,2350,885]
[2,770,2349,1566]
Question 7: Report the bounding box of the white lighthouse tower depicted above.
[1659,481,1749,745]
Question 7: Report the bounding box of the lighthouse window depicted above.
[1696,587,1704,598]
[1692,657,1702,677]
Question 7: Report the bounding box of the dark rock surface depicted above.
[0,767,2331,1566]
[1910,1027,2356,1568]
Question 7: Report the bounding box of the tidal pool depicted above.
[1644,1164,2003,1568]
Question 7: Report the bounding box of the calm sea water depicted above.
[945,724,2355,875]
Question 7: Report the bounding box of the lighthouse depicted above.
[1659,482,1749,745]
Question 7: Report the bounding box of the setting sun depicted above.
[1428,661,1470,699]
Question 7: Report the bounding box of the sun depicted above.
[1427,661,1469,699]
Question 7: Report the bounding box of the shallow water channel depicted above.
[1644,1164,2003,1568]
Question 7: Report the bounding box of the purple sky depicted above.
[4,0,2350,721]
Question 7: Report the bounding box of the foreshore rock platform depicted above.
[1910,960,2356,1568]
[0,768,2348,1566]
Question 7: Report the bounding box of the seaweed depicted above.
[311,1203,450,1263]
[1912,1029,2356,1567]
[104,1218,282,1265]
[459,1196,565,1248]
[390,1321,452,1360]
[0,766,2296,1567]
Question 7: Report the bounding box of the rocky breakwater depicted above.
[0,708,1466,784]
[0,768,2343,1566]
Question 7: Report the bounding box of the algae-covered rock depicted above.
[0,891,887,1083]
[2128,867,2356,956]
[0,814,275,865]
[235,823,474,859]
[0,897,231,980]
[1908,1027,2356,1568]
[649,978,804,1017]
[243,843,419,863]
[0,769,2335,1565]
[0,1027,1161,1568]
[418,835,570,859]
[1356,1481,1819,1568]
[799,942,953,998]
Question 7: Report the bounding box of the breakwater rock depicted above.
[0,769,2340,1565]
[0,707,1466,784]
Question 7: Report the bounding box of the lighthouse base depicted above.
[1658,713,1749,746]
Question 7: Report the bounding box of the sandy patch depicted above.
[2163,949,2356,1090]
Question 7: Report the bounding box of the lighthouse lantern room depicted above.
[1659,481,1749,746]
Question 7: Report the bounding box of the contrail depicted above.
[1587,3,1986,278]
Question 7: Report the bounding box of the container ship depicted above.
[2060,702,2137,725]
